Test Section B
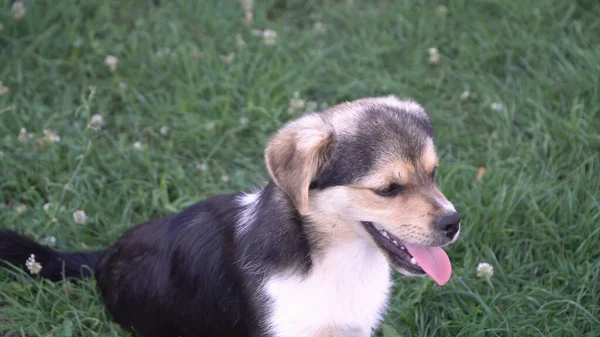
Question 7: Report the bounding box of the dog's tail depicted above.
[0,230,101,282]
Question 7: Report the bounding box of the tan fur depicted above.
[320,103,364,136]
[266,96,450,253]
[308,185,441,246]
[421,138,439,172]
[265,114,333,214]
[305,147,454,262]
[266,96,433,216]
[265,96,456,260]
[357,159,415,189]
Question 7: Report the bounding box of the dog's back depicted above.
[95,193,258,336]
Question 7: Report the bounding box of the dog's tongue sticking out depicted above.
[403,243,452,286]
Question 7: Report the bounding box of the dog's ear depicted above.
[265,114,333,214]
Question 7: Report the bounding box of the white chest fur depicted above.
[264,240,391,337]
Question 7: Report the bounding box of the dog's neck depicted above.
[235,181,314,276]
[239,181,380,271]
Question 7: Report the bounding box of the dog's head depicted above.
[265,96,460,286]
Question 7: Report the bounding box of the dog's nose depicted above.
[436,212,460,238]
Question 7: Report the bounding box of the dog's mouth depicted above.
[361,221,452,286]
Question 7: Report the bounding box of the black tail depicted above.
[0,230,102,282]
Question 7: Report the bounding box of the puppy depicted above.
[0,96,460,337]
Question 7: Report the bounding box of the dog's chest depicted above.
[264,241,391,337]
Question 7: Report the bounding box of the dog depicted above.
[0,96,460,337]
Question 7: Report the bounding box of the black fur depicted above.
[312,105,433,190]
[0,230,99,281]
[0,182,313,337]
[95,192,255,336]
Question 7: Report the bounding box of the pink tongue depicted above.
[403,242,452,286]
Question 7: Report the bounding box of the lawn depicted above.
[1,0,599,336]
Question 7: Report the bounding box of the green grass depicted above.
[1,0,599,336]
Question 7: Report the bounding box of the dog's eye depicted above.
[374,184,404,197]
[430,168,436,180]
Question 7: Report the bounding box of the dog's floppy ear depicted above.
[265,114,333,214]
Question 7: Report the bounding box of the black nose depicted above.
[436,212,460,238]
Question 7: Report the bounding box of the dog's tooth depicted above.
[374,224,384,231]
[392,240,398,246]
[381,231,390,239]
[410,257,417,265]
[400,246,406,251]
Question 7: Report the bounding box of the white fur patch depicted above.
[323,96,428,137]
[235,189,261,235]
[378,96,427,118]
[436,197,457,214]
[264,240,391,337]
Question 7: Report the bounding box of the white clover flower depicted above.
[25,254,42,275]
[0,81,9,96]
[196,163,207,172]
[204,122,215,132]
[240,0,253,12]
[476,262,494,279]
[90,114,104,129]
[156,48,172,58]
[428,54,440,65]
[288,91,306,114]
[262,29,277,46]
[305,101,318,113]
[0,151,4,157]
[243,11,253,26]
[239,0,253,25]
[314,22,326,33]
[12,2,26,21]
[16,204,28,215]
[0,23,4,32]
[236,34,246,49]
[460,91,471,102]
[18,128,32,143]
[221,175,230,183]
[221,52,235,65]
[73,210,88,224]
[104,55,118,72]
[43,202,52,212]
[160,126,169,136]
[250,29,263,36]
[490,102,504,111]
[43,129,60,143]
[42,236,56,247]
[428,47,440,65]
[189,46,202,60]
[437,5,449,17]
[239,117,249,126]
[133,141,144,150]
[119,81,128,91]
